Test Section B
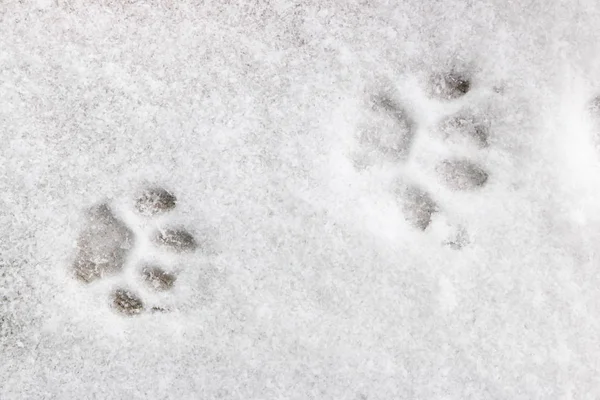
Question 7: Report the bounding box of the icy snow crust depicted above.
[2,0,600,398]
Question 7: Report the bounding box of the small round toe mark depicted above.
[112,289,144,316]
[439,114,489,148]
[436,159,488,190]
[135,187,177,216]
[141,266,177,291]
[400,185,438,231]
[153,228,198,252]
[430,72,471,100]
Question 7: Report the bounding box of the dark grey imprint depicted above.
[153,228,198,253]
[72,204,134,283]
[430,72,471,100]
[112,288,144,316]
[436,159,488,190]
[142,265,177,291]
[401,185,439,231]
[135,187,177,216]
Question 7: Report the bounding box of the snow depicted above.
[2,0,600,398]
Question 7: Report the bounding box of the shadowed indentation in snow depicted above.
[72,204,134,283]
[436,159,489,190]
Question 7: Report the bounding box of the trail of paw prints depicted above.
[71,187,200,317]
[351,67,494,249]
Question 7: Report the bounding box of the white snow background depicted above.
[2,0,600,398]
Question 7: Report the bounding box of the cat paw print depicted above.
[352,67,493,248]
[71,187,200,316]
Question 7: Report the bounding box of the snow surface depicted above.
[2,0,600,398]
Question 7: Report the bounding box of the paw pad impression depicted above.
[72,204,134,283]
[141,265,177,291]
[135,187,177,216]
[112,288,144,316]
[436,159,488,191]
[430,71,471,100]
[153,228,198,253]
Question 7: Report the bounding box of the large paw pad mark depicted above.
[72,204,134,283]
[72,186,198,317]
[355,92,415,166]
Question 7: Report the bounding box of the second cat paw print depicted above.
[343,65,497,249]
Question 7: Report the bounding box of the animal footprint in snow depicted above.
[351,67,492,248]
[71,186,201,316]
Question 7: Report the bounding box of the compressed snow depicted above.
[2,0,600,399]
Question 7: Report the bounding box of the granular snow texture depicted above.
[2,1,600,399]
